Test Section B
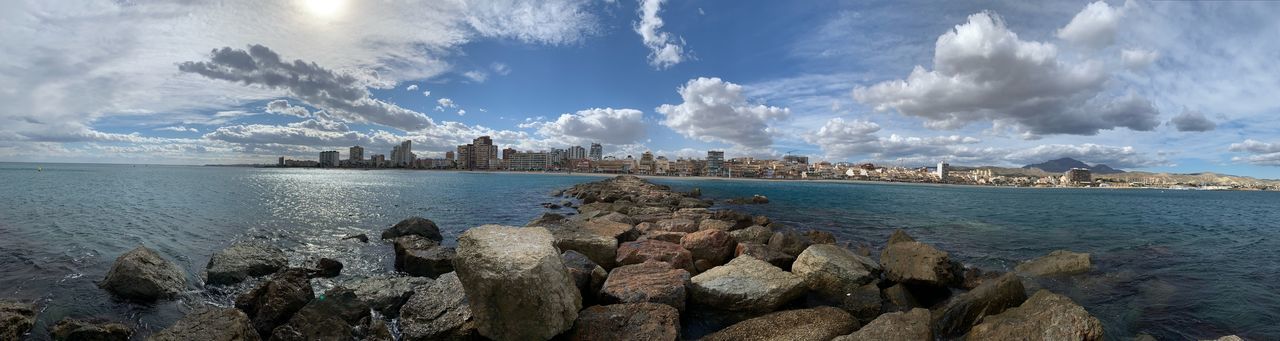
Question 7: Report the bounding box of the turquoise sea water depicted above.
[1,163,1278,340]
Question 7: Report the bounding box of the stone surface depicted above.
[380,216,443,241]
[965,290,1104,341]
[562,251,608,304]
[346,275,431,314]
[308,258,343,278]
[234,268,313,336]
[792,244,880,298]
[51,318,132,341]
[548,226,619,269]
[205,241,287,285]
[1204,336,1245,341]
[734,243,795,270]
[600,261,691,311]
[729,225,773,245]
[268,287,370,341]
[639,231,687,244]
[671,208,710,222]
[887,229,916,244]
[882,283,921,312]
[0,301,36,340]
[689,256,806,313]
[959,266,1001,290]
[148,306,260,341]
[342,233,369,243]
[932,272,1028,338]
[832,308,932,341]
[1015,250,1092,276]
[400,272,477,341]
[814,281,882,323]
[567,303,680,341]
[453,225,581,341]
[698,219,735,231]
[880,239,955,287]
[649,219,699,234]
[701,307,856,341]
[99,246,188,301]
[709,210,754,230]
[803,229,838,245]
[680,229,736,267]
[394,235,456,278]
[616,240,694,271]
[767,230,813,257]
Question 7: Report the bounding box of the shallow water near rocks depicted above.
[2,163,1278,340]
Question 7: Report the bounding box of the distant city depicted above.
[275,136,1280,191]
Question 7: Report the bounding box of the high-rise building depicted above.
[320,151,340,167]
[568,145,586,160]
[445,151,455,160]
[783,154,808,164]
[278,156,285,166]
[589,143,603,161]
[1065,168,1092,185]
[706,151,725,177]
[936,161,950,182]
[549,148,567,165]
[507,151,550,171]
[502,147,517,160]
[457,136,499,170]
[390,140,413,167]
[349,146,365,161]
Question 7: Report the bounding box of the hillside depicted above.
[1023,158,1125,174]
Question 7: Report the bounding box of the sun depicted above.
[301,0,346,19]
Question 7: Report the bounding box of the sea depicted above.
[1,162,1277,340]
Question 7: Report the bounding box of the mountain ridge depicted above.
[1022,157,1125,174]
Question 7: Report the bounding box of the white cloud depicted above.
[463,70,488,83]
[156,126,199,133]
[807,117,982,162]
[406,84,419,91]
[1121,48,1159,70]
[1057,1,1125,49]
[1229,140,1280,166]
[457,109,466,116]
[265,100,312,118]
[525,107,646,146]
[1169,110,1216,132]
[635,0,688,69]
[657,77,789,149]
[422,90,432,97]
[437,98,457,109]
[491,62,511,75]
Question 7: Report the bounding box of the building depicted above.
[501,147,517,161]
[370,154,386,167]
[507,151,550,171]
[390,140,414,167]
[278,156,285,166]
[568,145,587,160]
[349,146,364,161]
[589,143,603,161]
[457,136,498,170]
[783,155,809,164]
[1065,168,1092,185]
[936,161,950,182]
[319,151,340,167]
[706,151,725,177]
[549,148,567,166]
[445,151,455,161]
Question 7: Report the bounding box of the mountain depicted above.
[1022,158,1125,174]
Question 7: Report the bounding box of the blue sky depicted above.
[3,0,1280,178]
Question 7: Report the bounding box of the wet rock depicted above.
[932,273,1027,338]
[394,235,455,278]
[734,243,796,270]
[887,229,916,244]
[234,268,313,336]
[453,225,581,341]
[148,306,260,341]
[568,303,680,341]
[562,251,608,304]
[879,232,955,287]
[346,275,430,315]
[600,261,691,311]
[307,258,343,278]
[689,187,702,198]
[965,290,1103,341]
[268,287,370,341]
[701,306,856,341]
[832,308,932,341]
[681,229,736,267]
[727,195,769,205]
[99,246,188,301]
[689,256,806,313]
[527,212,568,228]
[729,225,773,245]
[830,281,883,323]
[792,244,881,298]
[709,210,754,230]
[638,231,687,244]
[768,230,814,257]
[882,283,921,312]
[51,318,132,341]
[206,242,287,286]
[959,266,1002,290]
[400,272,478,341]
[802,230,837,245]
[1204,336,1245,341]
[380,216,442,241]
[366,319,393,341]
[616,240,694,271]
[678,197,712,208]
[547,226,618,269]
[698,219,735,231]
[0,301,36,340]
[752,215,771,227]
[342,233,369,243]
[1015,250,1092,276]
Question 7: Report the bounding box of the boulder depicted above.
[400,272,478,341]
[346,275,431,314]
[639,231,687,244]
[701,306,856,341]
[51,318,132,341]
[735,243,796,270]
[699,219,735,231]
[959,266,1002,290]
[1204,336,1245,341]
[965,290,1103,341]
[205,242,288,286]
[882,283,921,312]
[887,229,916,244]
[690,188,702,198]
[671,208,710,222]
[689,256,806,313]
[366,319,394,341]
[829,281,883,323]
[792,244,880,298]
[649,219,699,233]
[394,235,455,278]
[752,195,769,204]
[681,229,736,267]
[802,230,838,245]
[616,240,694,271]
[932,273,1027,338]
[381,216,442,241]
[99,246,188,301]
[678,197,711,208]
[342,233,369,243]
[234,268,313,336]
[148,306,260,341]
[0,301,36,340]
[307,258,343,278]
[562,251,608,304]
[767,230,813,257]
[584,217,639,242]
[453,225,581,341]
[1015,250,1092,276]
[268,287,370,341]
[879,237,955,287]
[710,210,754,230]
[729,225,773,245]
[566,303,680,341]
[832,308,932,341]
[548,226,619,269]
[599,261,691,311]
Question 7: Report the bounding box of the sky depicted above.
[3,0,1280,178]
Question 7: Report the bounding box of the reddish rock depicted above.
[681,229,736,267]
[616,240,694,271]
[567,303,680,341]
[599,262,691,311]
[639,231,687,244]
[648,219,698,233]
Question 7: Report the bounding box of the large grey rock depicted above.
[400,272,477,341]
[268,287,370,341]
[381,216,443,241]
[234,268,313,337]
[882,283,921,312]
[346,275,431,314]
[832,308,932,341]
[0,301,36,340]
[1015,250,1092,276]
[792,244,880,296]
[148,306,260,341]
[51,318,132,341]
[729,225,773,245]
[701,306,857,341]
[689,256,806,313]
[205,241,287,285]
[99,246,187,301]
[648,219,699,233]
[599,261,691,311]
[616,240,694,271]
[562,251,608,304]
[566,303,680,341]
[734,243,796,270]
[454,225,581,341]
[767,230,813,257]
[879,236,955,287]
[394,235,455,278]
[548,225,619,269]
[965,290,1104,341]
[932,272,1027,338]
[680,229,736,267]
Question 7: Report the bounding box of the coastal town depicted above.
[276,136,1280,191]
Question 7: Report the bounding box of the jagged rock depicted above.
[394,235,455,278]
[307,258,343,278]
[887,229,916,244]
[959,266,1002,290]
[689,188,702,198]
[882,283,921,312]
[802,230,837,245]
[832,308,932,341]
[830,281,883,323]
[342,233,369,243]
[729,225,773,245]
[148,306,260,341]
[366,319,394,341]
[599,261,691,311]
[567,303,680,341]
[752,215,771,227]
[400,272,477,341]
[767,230,813,257]
[616,240,694,271]
[234,268,313,337]
[681,229,736,267]
[932,273,1027,337]
[727,195,769,205]
[548,226,619,269]
[965,290,1103,341]
[735,243,796,270]
[584,218,639,242]
[453,225,581,341]
[562,251,608,304]
[698,219,735,231]
[527,212,568,228]
[0,301,36,340]
[648,219,698,234]
[689,256,806,313]
[1015,250,1092,276]
[671,208,710,222]
[51,318,132,341]
[205,242,288,286]
[678,198,711,208]
[1204,336,1246,341]
[701,306,856,341]
[346,275,431,314]
[268,287,370,341]
[709,210,754,230]
[638,231,687,244]
[380,216,443,241]
[99,246,187,301]
[792,244,880,298]
[879,232,955,287]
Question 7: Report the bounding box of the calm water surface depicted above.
[1,163,1277,340]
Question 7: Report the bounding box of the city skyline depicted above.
[4,1,1280,178]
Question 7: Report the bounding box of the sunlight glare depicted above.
[302,0,346,19]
